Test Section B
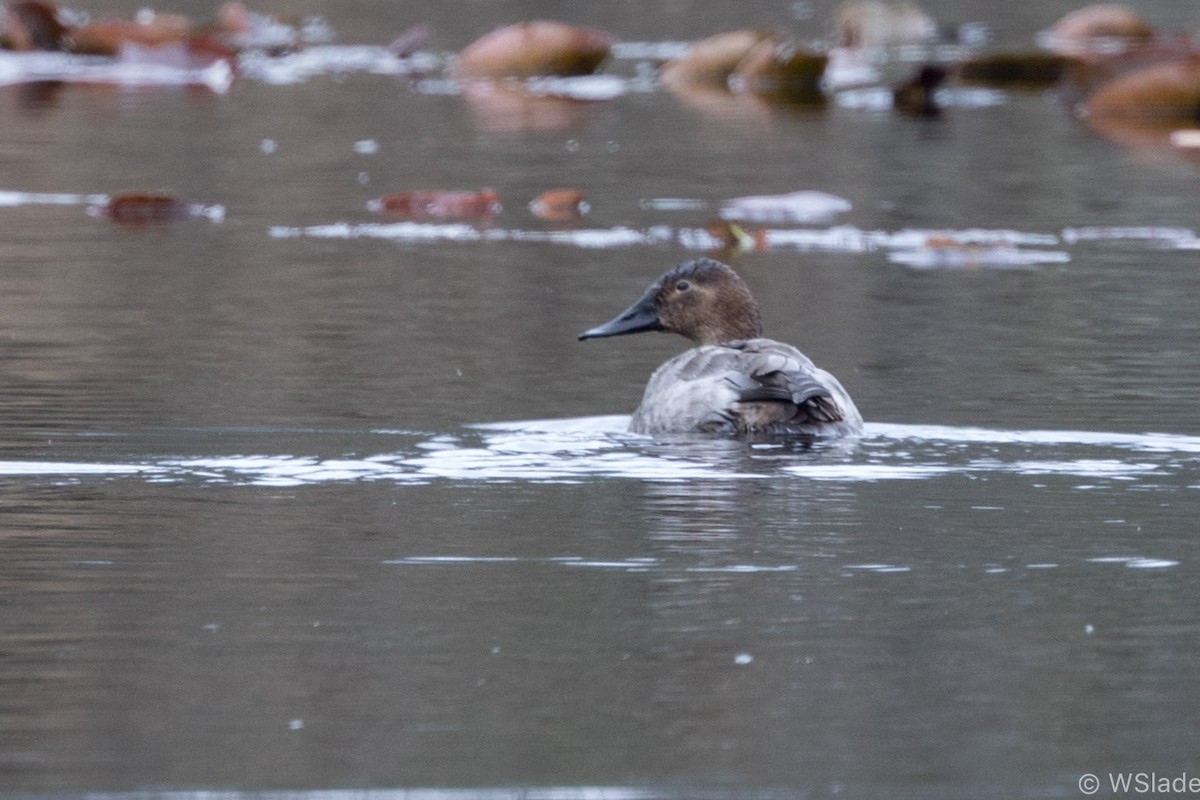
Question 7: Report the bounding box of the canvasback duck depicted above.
[579,259,863,437]
[892,63,949,117]
[454,21,613,79]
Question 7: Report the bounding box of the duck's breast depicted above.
[629,339,862,436]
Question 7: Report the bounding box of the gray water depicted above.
[2,1,1199,798]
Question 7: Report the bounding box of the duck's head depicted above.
[579,258,763,346]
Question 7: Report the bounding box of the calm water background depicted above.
[2,1,1199,798]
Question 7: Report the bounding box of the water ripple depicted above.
[378,554,1179,575]
[0,418,1197,487]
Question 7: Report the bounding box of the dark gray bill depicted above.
[578,288,661,340]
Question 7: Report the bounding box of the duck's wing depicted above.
[631,340,861,435]
[728,368,845,423]
[721,340,858,432]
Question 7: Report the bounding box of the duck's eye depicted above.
[675,280,690,292]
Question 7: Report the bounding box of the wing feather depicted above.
[630,339,862,436]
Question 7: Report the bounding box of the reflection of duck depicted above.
[579,259,861,437]
[458,79,598,133]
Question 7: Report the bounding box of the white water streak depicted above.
[0,420,1194,486]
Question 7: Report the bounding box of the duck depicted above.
[2,0,243,61]
[454,20,613,79]
[579,258,862,437]
[1039,4,1155,60]
[1082,58,1200,121]
[892,63,949,117]
[660,29,828,106]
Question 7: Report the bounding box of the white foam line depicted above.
[639,198,708,211]
[1062,226,1196,244]
[720,190,852,224]
[266,219,1198,258]
[525,74,629,101]
[844,564,911,573]
[384,556,1184,574]
[0,420,1192,486]
[268,221,1079,256]
[383,556,661,570]
[888,248,1070,269]
[57,789,686,800]
[1086,556,1180,569]
[0,189,109,207]
[401,450,763,482]
[472,415,632,434]
[866,422,1200,453]
[834,86,1005,111]
[686,565,799,573]
[384,557,799,574]
[786,456,1162,482]
[611,41,692,60]
[382,556,523,565]
[238,45,429,85]
[0,51,232,91]
[1008,459,1159,477]
[0,461,156,476]
[269,222,661,249]
[783,463,958,481]
[765,225,1061,253]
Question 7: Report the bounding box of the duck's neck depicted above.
[692,303,763,346]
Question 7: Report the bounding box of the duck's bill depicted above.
[578,291,662,340]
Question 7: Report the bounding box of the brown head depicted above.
[579,258,763,346]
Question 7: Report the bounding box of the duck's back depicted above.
[629,338,862,437]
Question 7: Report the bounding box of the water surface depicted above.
[2,1,1199,797]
